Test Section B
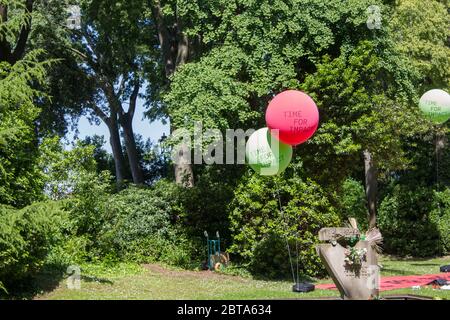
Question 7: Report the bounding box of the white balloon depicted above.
[419,89,450,124]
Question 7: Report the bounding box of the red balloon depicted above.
[265,90,319,146]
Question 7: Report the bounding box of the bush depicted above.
[67,182,202,268]
[0,201,66,292]
[121,231,202,269]
[175,166,243,243]
[99,187,172,256]
[338,178,369,231]
[378,184,449,256]
[228,172,340,279]
[65,170,112,240]
[430,188,450,255]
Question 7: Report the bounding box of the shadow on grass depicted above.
[80,275,114,285]
[1,264,115,300]
[2,268,65,300]
[250,273,317,284]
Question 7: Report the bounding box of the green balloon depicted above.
[419,89,450,124]
[246,128,293,176]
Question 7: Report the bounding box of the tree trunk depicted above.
[174,34,194,188]
[173,138,194,187]
[120,113,144,185]
[100,79,145,186]
[0,5,12,63]
[151,1,194,187]
[364,150,378,229]
[107,114,126,187]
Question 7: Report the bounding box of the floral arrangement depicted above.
[344,247,367,266]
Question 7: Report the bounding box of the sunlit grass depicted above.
[35,256,450,300]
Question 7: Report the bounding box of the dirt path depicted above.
[142,264,249,283]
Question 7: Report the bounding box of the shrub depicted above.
[378,184,449,256]
[70,184,202,268]
[99,187,172,255]
[175,166,243,243]
[430,188,450,255]
[228,172,340,279]
[65,170,112,239]
[0,201,66,292]
[122,230,202,269]
[338,178,369,231]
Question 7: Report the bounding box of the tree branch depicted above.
[128,79,140,120]
[117,76,128,98]
[90,103,109,123]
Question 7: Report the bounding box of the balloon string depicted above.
[293,161,300,285]
[275,180,296,285]
[436,130,440,187]
[296,235,300,285]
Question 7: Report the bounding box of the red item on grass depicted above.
[315,273,450,291]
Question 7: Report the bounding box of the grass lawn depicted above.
[33,256,450,300]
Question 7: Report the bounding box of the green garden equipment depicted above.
[204,231,229,271]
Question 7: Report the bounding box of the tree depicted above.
[0,0,69,206]
[0,50,51,206]
[164,0,439,230]
[389,0,450,195]
[64,0,158,186]
[145,0,214,187]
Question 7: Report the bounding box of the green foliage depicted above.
[122,231,201,269]
[99,186,201,268]
[338,178,369,231]
[39,136,98,200]
[300,40,426,187]
[0,50,52,207]
[389,0,450,89]
[0,201,67,292]
[1,0,450,296]
[63,179,201,268]
[228,170,340,278]
[164,46,258,133]
[378,184,449,256]
[430,188,450,255]
[0,0,32,43]
[99,187,172,253]
[175,166,244,242]
[65,170,113,242]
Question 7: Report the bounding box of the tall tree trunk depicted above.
[151,1,194,187]
[120,113,144,184]
[117,81,144,185]
[172,33,194,187]
[364,150,378,229]
[100,79,145,186]
[107,113,126,187]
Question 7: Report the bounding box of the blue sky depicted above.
[65,96,169,153]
